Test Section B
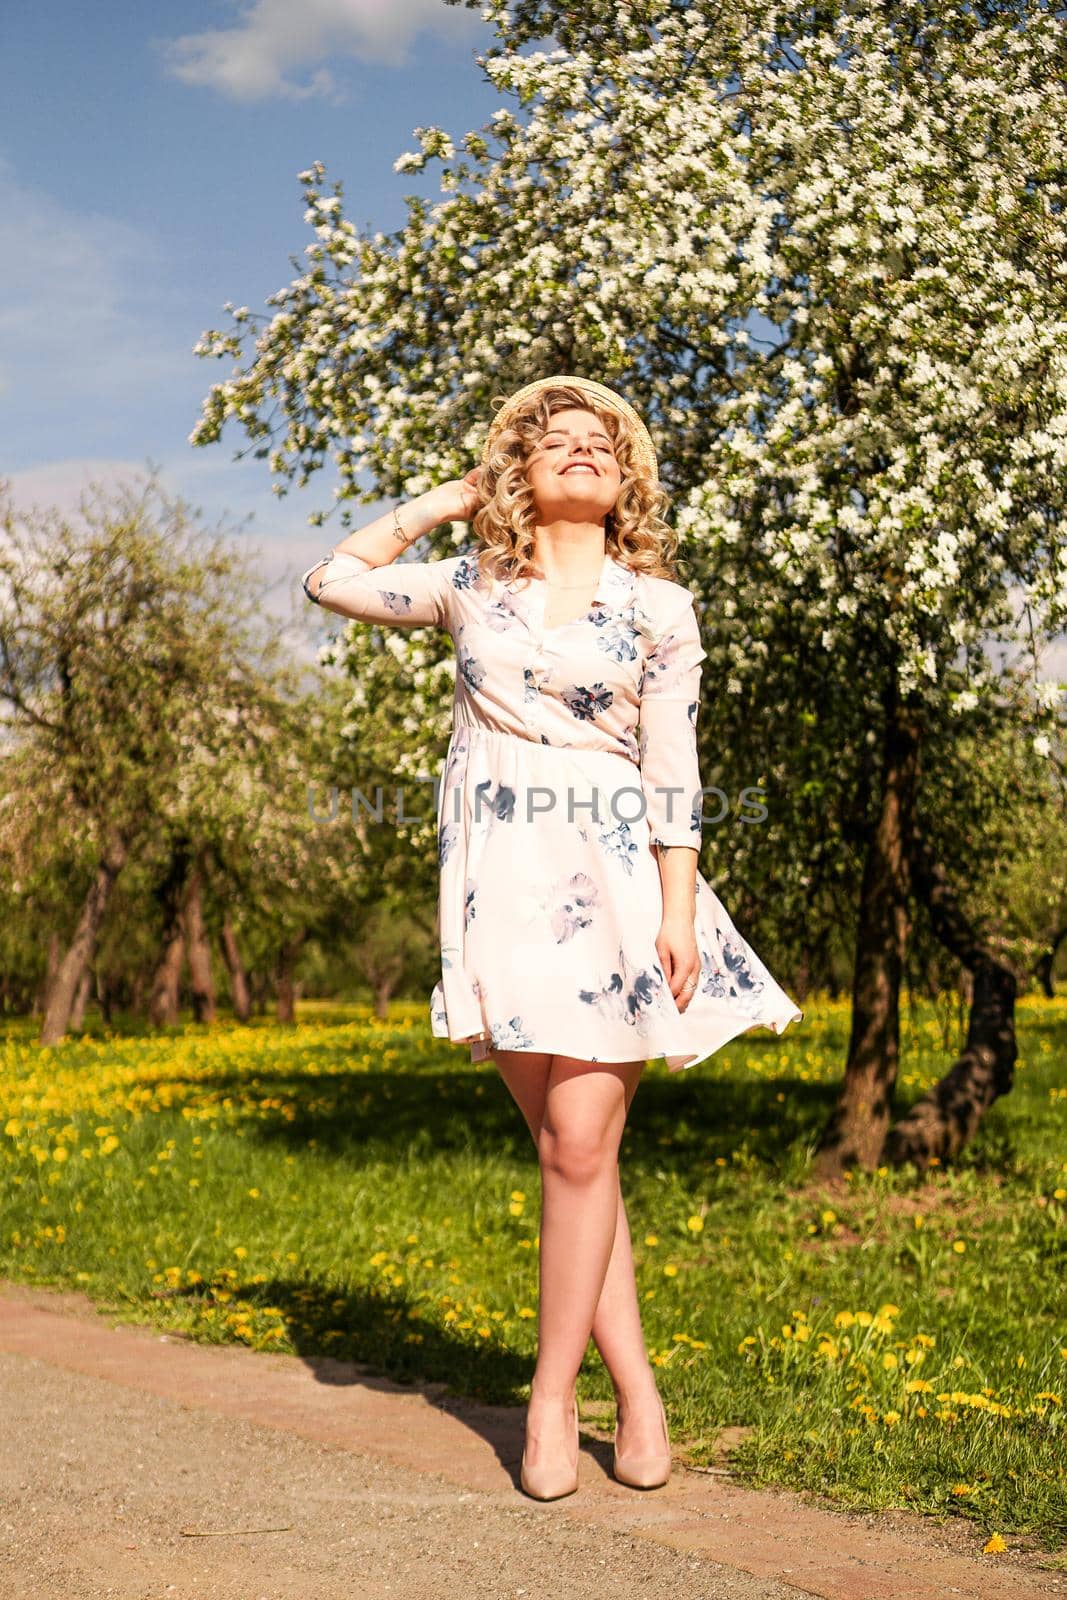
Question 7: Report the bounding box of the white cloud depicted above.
[0,154,190,419]
[156,0,486,103]
[2,458,149,520]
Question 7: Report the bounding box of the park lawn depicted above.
[1,993,1064,1555]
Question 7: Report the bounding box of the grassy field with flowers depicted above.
[1,993,1064,1553]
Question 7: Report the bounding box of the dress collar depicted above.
[498,550,637,630]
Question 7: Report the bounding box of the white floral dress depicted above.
[302,544,803,1071]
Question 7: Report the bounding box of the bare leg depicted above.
[493,1048,666,1464]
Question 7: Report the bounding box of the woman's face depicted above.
[523,406,623,526]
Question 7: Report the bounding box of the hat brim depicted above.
[482,375,659,481]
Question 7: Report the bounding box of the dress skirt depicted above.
[429,725,804,1072]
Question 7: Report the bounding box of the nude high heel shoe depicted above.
[613,1388,672,1489]
[520,1395,580,1500]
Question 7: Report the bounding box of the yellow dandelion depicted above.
[952,1240,966,1254]
[983,1534,1007,1555]
[687,1214,704,1233]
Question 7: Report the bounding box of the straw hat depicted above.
[482,375,659,482]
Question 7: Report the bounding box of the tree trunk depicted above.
[247,969,269,1016]
[149,845,191,1027]
[275,932,306,1024]
[374,976,396,1020]
[882,822,1018,1171]
[69,966,93,1031]
[219,913,251,1022]
[1033,925,1066,999]
[34,930,62,1017]
[149,930,184,1027]
[814,678,921,1178]
[181,854,216,1024]
[40,833,129,1046]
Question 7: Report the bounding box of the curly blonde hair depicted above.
[471,384,679,586]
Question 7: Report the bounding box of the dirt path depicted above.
[1,1281,1061,1600]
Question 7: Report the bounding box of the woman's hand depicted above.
[426,467,486,524]
[655,910,701,1013]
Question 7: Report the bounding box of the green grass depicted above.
[2,993,1064,1553]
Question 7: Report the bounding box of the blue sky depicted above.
[1,0,500,643]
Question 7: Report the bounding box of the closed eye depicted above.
[541,437,615,454]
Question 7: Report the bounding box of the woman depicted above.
[302,376,802,1502]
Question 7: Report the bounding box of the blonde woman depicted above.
[302,376,802,1501]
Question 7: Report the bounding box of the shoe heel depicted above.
[520,1397,579,1501]
[612,1390,672,1489]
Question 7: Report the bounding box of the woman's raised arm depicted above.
[301,474,483,629]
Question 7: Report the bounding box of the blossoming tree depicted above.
[192,0,1066,1173]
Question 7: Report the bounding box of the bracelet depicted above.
[392,503,414,547]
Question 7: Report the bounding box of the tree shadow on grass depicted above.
[149,1052,844,1171]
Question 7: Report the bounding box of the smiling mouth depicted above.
[560,463,598,475]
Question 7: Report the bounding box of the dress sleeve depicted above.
[637,594,708,850]
[301,549,453,630]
